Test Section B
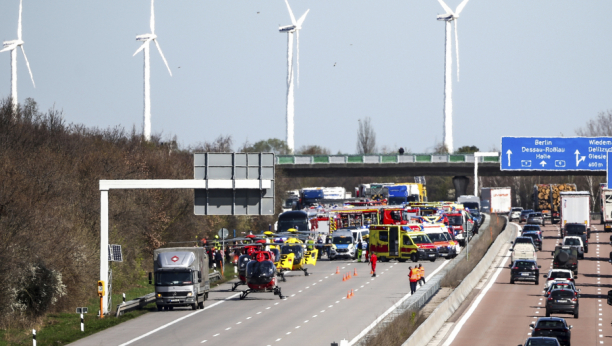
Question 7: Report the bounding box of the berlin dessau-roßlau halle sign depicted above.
[501,137,612,171]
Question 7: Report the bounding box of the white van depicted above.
[510,242,537,263]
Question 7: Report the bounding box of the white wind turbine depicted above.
[279,0,309,153]
[1,0,35,111]
[437,0,469,154]
[133,0,172,141]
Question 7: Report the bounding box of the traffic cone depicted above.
[348,272,352,279]
[347,291,351,299]
[351,289,354,297]
[336,267,340,274]
[354,268,358,276]
[342,274,346,281]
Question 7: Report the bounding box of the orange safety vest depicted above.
[419,267,425,278]
[409,269,419,282]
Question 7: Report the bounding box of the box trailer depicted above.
[560,191,591,233]
[480,187,512,214]
[601,188,612,232]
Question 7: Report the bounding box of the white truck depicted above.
[150,247,210,311]
[560,191,591,234]
[480,187,512,214]
[601,188,612,232]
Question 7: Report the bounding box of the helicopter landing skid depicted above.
[231,281,243,291]
[239,287,285,300]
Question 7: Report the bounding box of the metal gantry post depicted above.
[100,189,109,315]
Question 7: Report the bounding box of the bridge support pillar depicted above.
[452,176,469,201]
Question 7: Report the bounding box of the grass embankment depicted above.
[365,215,508,346]
[0,265,237,346]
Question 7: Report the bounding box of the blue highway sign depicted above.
[501,137,612,171]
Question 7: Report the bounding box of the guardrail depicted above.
[276,153,500,165]
[115,271,224,317]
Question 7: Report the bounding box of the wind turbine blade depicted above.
[150,0,155,34]
[133,41,148,56]
[18,0,23,40]
[296,9,309,27]
[455,0,470,16]
[0,45,17,53]
[154,39,172,76]
[454,20,460,81]
[437,0,454,15]
[20,46,35,87]
[284,0,297,25]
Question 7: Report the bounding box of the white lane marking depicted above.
[296,326,300,329]
[213,334,220,337]
[441,222,518,346]
[313,315,318,317]
[257,312,262,314]
[286,332,292,335]
[276,338,281,342]
[266,307,271,310]
[299,290,302,293]
[225,327,231,330]
[329,305,333,308]
[118,292,240,346]
[348,259,450,345]
[275,303,279,305]
[201,341,207,344]
[336,301,340,303]
[321,310,325,313]
[304,320,309,323]
[291,294,296,296]
[325,276,329,279]
[247,317,251,319]
[236,322,242,325]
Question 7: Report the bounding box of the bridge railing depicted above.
[276,153,500,165]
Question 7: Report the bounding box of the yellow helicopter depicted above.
[273,228,321,277]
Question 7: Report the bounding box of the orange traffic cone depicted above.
[351,289,354,297]
[347,291,351,299]
[348,273,352,279]
[354,268,358,276]
[336,267,340,274]
[342,274,346,281]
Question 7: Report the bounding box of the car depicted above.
[546,288,579,318]
[563,224,588,253]
[552,246,579,274]
[528,212,545,225]
[510,207,524,221]
[519,336,561,346]
[562,236,584,259]
[520,209,535,223]
[544,281,579,297]
[510,259,541,285]
[544,269,575,288]
[510,237,538,262]
[522,232,543,251]
[530,317,572,346]
[513,236,538,248]
[523,224,542,235]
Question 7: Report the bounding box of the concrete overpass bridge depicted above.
[275,153,605,177]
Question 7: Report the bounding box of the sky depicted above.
[0,1,610,154]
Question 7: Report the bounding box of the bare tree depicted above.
[576,110,612,136]
[356,117,377,154]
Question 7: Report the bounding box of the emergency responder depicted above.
[316,236,323,259]
[370,252,377,277]
[418,264,426,286]
[213,235,220,250]
[357,240,363,262]
[325,234,332,258]
[307,237,315,251]
[409,266,419,294]
[363,237,369,263]
[214,250,223,273]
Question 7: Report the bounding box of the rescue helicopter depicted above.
[239,248,286,300]
[273,228,322,277]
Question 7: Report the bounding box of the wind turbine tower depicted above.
[134,0,172,141]
[279,0,309,153]
[1,0,35,111]
[437,0,469,154]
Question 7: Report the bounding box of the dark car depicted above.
[563,224,588,253]
[510,259,541,285]
[523,232,543,251]
[552,246,579,275]
[523,224,542,234]
[530,317,572,346]
[519,337,561,346]
[544,281,579,297]
[546,289,579,318]
[520,209,535,223]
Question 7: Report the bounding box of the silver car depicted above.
[510,207,523,222]
[527,212,545,225]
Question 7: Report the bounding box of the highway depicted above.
[71,249,452,345]
[432,222,611,346]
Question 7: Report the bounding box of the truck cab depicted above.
[152,248,209,311]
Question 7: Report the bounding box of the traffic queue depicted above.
[512,190,593,346]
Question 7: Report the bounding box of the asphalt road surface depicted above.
[71,250,452,345]
[438,222,612,346]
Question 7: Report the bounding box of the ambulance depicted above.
[369,225,438,262]
[422,223,458,258]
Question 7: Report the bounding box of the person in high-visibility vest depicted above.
[356,241,363,262]
[409,266,419,294]
[418,264,426,286]
[370,252,377,277]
